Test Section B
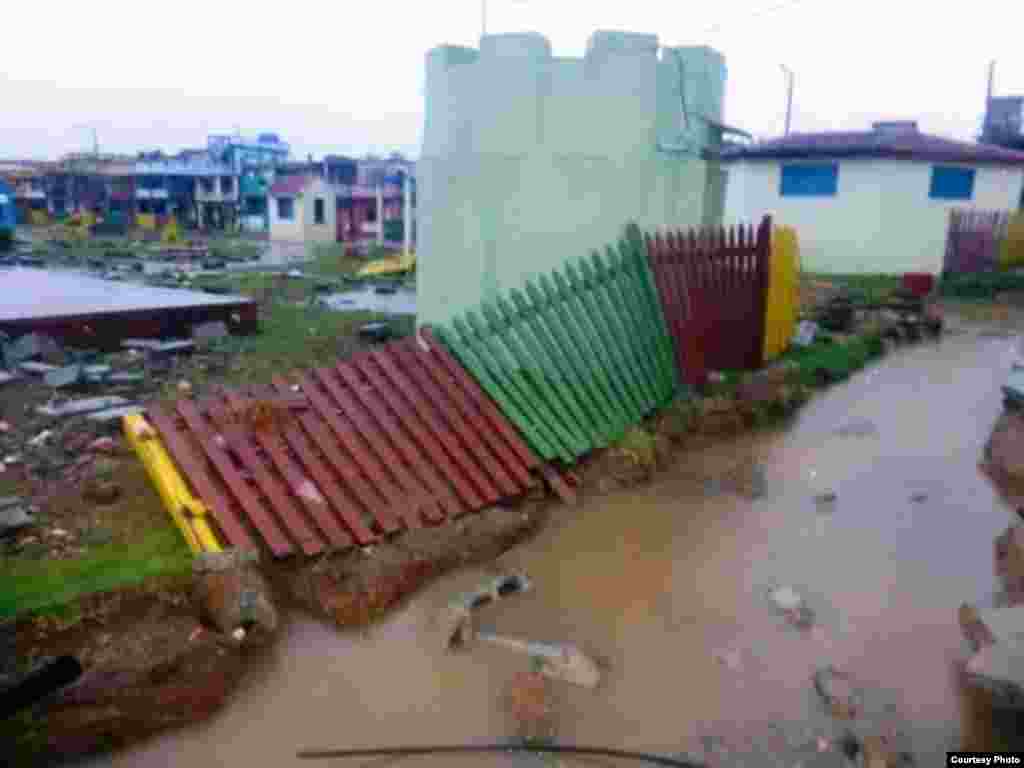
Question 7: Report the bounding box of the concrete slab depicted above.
[0,268,252,323]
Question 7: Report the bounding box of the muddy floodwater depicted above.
[102,322,1020,766]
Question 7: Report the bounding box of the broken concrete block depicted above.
[191,321,228,342]
[85,405,143,423]
[43,364,82,389]
[814,666,862,719]
[0,504,34,537]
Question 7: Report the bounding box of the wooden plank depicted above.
[399,338,531,491]
[332,361,457,522]
[516,282,621,444]
[249,384,375,546]
[273,375,402,535]
[203,399,325,556]
[147,404,255,551]
[436,322,564,462]
[173,400,294,556]
[223,389,356,550]
[368,348,502,505]
[529,276,630,440]
[459,310,582,461]
[421,327,540,470]
[484,297,598,451]
[310,366,437,528]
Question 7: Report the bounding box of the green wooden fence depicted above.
[435,224,678,462]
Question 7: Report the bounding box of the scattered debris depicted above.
[834,418,878,437]
[712,647,742,671]
[88,437,118,454]
[476,630,602,689]
[85,404,144,423]
[359,322,392,342]
[793,320,819,347]
[192,321,228,343]
[37,396,132,419]
[19,361,59,376]
[504,671,556,743]
[0,501,34,537]
[442,572,534,650]
[814,666,862,719]
[44,364,84,389]
[27,430,53,447]
[769,586,816,628]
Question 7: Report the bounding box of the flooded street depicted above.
[105,324,1018,766]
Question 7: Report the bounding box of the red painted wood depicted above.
[365,348,499,506]
[399,337,532,490]
[202,399,325,556]
[223,389,356,550]
[249,385,377,546]
[310,366,438,528]
[332,361,456,522]
[290,372,407,533]
[392,339,520,497]
[174,399,295,557]
[420,327,539,470]
[147,404,255,551]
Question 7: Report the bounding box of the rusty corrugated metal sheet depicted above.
[147,331,566,558]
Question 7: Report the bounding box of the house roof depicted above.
[269,175,312,197]
[722,122,1024,166]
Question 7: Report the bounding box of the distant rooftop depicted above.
[723,121,1024,166]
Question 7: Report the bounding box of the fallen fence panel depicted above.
[140,333,550,558]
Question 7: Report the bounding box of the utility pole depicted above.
[781,65,794,136]
[984,60,996,140]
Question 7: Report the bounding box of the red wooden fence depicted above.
[944,209,1009,274]
[147,331,571,558]
[645,215,771,388]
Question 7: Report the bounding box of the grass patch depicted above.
[169,300,416,394]
[780,332,883,387]
[305,242,366,277]
[939,272,1024,301]
[0,462,193,620]
[804,272,902,303]
[0,526,193,619]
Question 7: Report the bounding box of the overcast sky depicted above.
[4,0,1024,161]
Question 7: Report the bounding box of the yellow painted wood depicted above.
[356,251,416,278]
[764,225,800,361]
[123,413,222,554]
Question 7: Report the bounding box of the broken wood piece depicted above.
[19,362,59,375]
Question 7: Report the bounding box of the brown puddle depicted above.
[101,328,1021,766]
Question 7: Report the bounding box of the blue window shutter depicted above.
[780,163,839,197]
[929,166,975,200]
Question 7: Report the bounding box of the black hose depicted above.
[297,744,704,767]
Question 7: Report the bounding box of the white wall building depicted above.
[723,121,1024,275]
[268,175,336,244]
[417,30,732,327]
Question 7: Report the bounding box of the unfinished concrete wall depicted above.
[417,31,727,326]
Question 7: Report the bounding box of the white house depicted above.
[723,121,1024,274]
[268,175,337,244]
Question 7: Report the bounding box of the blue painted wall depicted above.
[0,180,17,236]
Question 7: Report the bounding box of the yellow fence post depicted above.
[763,225,801,361]
[123,413,222,555]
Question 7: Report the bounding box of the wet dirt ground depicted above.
[95,317,1021,767]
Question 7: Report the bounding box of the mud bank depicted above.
[6,584,247,766]
[286,502,549,628]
